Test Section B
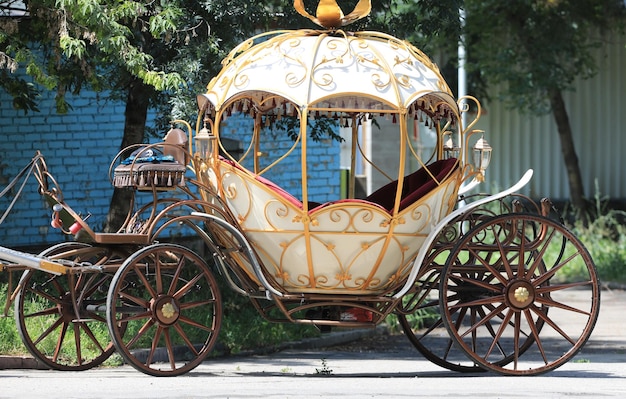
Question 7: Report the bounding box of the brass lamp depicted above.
[443,133,460,160]
[195,118,216,161]
[473,136,492,180]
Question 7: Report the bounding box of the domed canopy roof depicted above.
[200,29,457,117]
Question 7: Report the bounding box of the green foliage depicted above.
[569,187,626,284]
[0,285,23,355]
[216,279,319,354]
[464,0,625,113]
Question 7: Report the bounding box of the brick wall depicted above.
[0,89,129,247]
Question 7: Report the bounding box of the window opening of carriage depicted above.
[209,94,345,205]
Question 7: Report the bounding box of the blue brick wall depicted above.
[0,88,132,247]
[1,87,341,248]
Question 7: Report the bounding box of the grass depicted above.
[568,197,626,284]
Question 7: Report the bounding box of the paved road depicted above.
[0,289,624,398]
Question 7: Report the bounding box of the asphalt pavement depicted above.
[1,287,624,371]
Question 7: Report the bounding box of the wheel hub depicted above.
[506,280,535,310]
[152,296,180,325]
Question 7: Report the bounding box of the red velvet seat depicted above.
[219,157,458,215]
[365,158,459,212]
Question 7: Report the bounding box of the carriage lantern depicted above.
[473,135,492,179]
[443,133,460,160]
[195,117,215,163]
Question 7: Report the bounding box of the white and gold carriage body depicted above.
[194,29,486,296]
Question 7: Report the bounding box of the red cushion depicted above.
[365,158,458,212]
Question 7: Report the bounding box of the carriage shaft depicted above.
[0,244,76,275]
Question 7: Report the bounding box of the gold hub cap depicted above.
[514,286,530,303]
[153,297,180,325]
[507,281,535,310]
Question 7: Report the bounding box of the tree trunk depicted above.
[547,88,589,221]
[103,77,153,232]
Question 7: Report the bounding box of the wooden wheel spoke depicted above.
[450,294,505,309]
[146,326,163,367]
[417,316,445,340]
[534,294,591,316]
[167,256,186,296]
[132,264,157,299]
[24,286,62,306]
[525,228,557,278]
[119,290,150,309]
[524,309,549,365]
[530,304,577,345]
[475,306,509,357]
[49,278,66,297]
[516,220,527,278]
[448,272,503,295]
[163,328,177,370]
[177,315,215,332]
[117,311,152,324]
[173,323,201,356]
[512,312,521,370]
[457,303,508,340]
[78,322,107,354]
[463,247,509,286]
[178,298,216,312]
[52,321,70,362]
[533,249,583,287]
[442,338,456,361]
[537,280,593,293]
[79,274,111,300]
[173,273,205,300]
[155,255,166,294]
[493,223,517,279]
[484,303,531,339]
[82,308,107,323]
[483,309,514,360]
[124,318,156,349]
[73,323,83,366]
[24,306,60,319]
[32,316,64,346]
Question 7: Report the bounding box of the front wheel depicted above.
[15,242,119,370]
[440,213,600,375]
[106,243,222,376]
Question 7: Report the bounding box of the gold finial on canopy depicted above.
[293,0,371,29]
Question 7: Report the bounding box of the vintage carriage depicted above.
[0,1,599,377]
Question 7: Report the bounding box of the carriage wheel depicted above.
[106,243,222,377]
[397,267,485,373]
[15,242,118,371]
[440,213,600,375]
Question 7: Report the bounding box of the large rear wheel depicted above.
[440,213,600,375]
